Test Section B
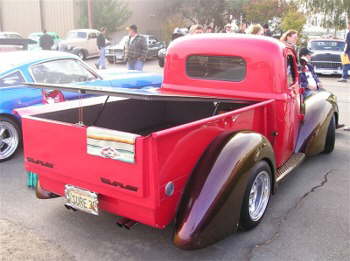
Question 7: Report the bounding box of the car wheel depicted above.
[0,117,21,162]
[77,50,85,60]
[240,161,272,230]
[323,115,335,154]
[107,57,115,64]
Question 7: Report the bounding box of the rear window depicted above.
[186,55,246,82]
[310,41,345,52]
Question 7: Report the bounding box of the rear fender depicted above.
[173,131,275,250]
[295,90,338,156]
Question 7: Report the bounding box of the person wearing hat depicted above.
[125,24,147,71]
[299,47,321,96]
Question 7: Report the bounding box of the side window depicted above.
[0,71,25,87]
[31,59,97,84]
[89,33,97,39]
[186,55,246,82]
[286,55,297,86]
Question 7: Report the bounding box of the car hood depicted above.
[96,69,163,88]
[106,43,124,50]
[60,38,85,45]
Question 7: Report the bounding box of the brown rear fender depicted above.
[295,90,338,156]
[173,131,275,250]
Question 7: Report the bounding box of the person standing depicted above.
[280,29,298,50]
[338,21,350,83]
[126,24,147,71]
[96,27,107,69]
[298,47,321,96]
[246,24,264,35]
[39,29,54,50]
[263,24,273,36]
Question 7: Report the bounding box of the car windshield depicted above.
[310,41,345,51]
[66,31,87,39]
[31,59,97,84]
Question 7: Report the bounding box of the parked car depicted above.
[105,35,164,64]
[59,29,106,60]
[308,38,346,75]
[28,32,61,50]
[0,51,162,162]
[19,35,340,249]
[0,32,23,39]
[0,32,27,51]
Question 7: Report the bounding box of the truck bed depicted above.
[21,96,274,228]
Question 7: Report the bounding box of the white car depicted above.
[59,29,102,60]
[308,38,346,75]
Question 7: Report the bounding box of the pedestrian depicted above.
[246,24,264,35]
[238,23,247,34]
[206,26,213,33]
[39,29,54,50]
[263,24,273,36]
[224,24,234,33]
[96,27,107,69]
[338,21,350,83]
[189,24,204,34]
[126,24,147,71]
[280,29,298,49]
[299,47,321,96]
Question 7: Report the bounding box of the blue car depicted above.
[0,51,162,161]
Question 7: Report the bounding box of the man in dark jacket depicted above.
[96,27,107,69]
[39,29,54,50]
[338,21,350,82]
[126,24,147,71]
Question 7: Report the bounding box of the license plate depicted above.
[65,185,99,215]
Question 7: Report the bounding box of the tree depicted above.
[280,4,306,33]
[242,0,287,25]
[79,0,131,33]
[299,0,349,35]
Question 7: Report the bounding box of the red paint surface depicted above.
[22,35,302,228]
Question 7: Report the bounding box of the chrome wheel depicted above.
[248,170,271,222]
[0,120,19,161]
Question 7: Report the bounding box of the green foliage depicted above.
[79,0,131,33]
[299,0,349,32]
[242,0,286,24]
[281,8,306,33]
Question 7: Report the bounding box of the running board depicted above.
[276,153,306,183]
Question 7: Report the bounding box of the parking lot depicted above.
[0,60,349,261]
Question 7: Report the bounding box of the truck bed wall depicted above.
[35,99,250,135]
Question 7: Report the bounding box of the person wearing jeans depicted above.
[126,24,147,71]
[338,22,350,83]
[96,27,107,69]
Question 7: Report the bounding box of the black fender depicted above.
[173,131,275,250]
[295,89,338,156]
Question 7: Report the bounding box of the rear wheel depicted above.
[323,115,335,154]
[107,57,115,64]
[0,117,21,162]
[77,50,86,60]
[240,161,272,230]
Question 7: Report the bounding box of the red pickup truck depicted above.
[19,34,339,250]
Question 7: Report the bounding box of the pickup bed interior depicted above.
[34,98,255,136]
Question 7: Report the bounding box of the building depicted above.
[0,0,165,40]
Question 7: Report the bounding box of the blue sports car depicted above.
[0,51,162,161]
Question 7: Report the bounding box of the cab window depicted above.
[186,55,246,82]
[0,71,25,87]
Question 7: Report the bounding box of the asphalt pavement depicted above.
[0,60,349,261]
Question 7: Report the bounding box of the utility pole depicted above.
[87,0,93,28]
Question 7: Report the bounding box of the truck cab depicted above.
[19,34,338,249]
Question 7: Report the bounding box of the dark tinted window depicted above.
[186,55,246,82]
[310,41,345,51]
[286,55,296,85]
[0,71,25,87]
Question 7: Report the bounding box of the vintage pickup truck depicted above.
[19,34,339,250]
